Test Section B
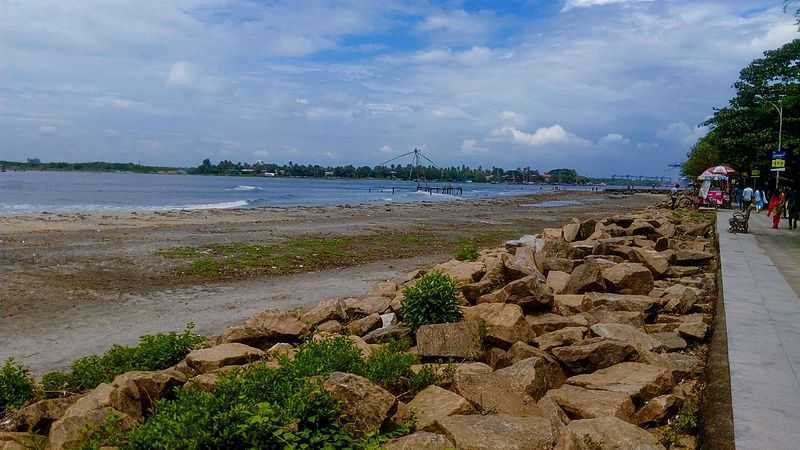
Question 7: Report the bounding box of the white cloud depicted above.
[562,0,653,12]
[499,111,526,127]
[379,144,394,154]
[461,139,488,154]
[38,125,57,135]
[166,61,196,87]
[295,98,309,105]
[408,46,493,65]
[657,122,708,146]
[599,133,631,145]
[490,124,587,147]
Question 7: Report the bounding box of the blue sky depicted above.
[0,0,796,176]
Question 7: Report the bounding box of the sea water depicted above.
[0,171,593,215]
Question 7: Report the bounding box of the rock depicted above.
[555,416,665,449]
[301,298,348,326]
[0,433,47,450]
[222,311,310,348]
[563,220,581,243]
[478,274,553,312]
[505,246,540,279]
[551,338,637,374]
[644,323,679,333]
[538,396,570,430]
[674,250,713,265]
[265,343,296,361]
[566,362,674,402]
[48,370,185,449]
[452,363,546,415]
[322,372,396,436]
[633,237,656,248]
[635,394,682,426]
[362,324,411,344]
[535,327,587,351]
[632,248,669,276]
[345,335,375,357]
[662,285,699,314]
[543,258,575,274]
[383,431,454,450]
[601,263,654,295]
[577,219,597,241]
[553,294,592,315]
[346,313,382,336]
[344,296,392,317]
[433,260,486,285]
[185,343,265,374]
[495,356,566,400]
[484,347,508,368]
[10,396,80,433]
[627,220,657,238]
[585,293,663,314]
[372,281,399,298]
[187,372,223,391]
[407,385,473,429]
[526,313,586,335]
[655,236,670,251]
[432,414,556,450]
[650,332,687,351]
[564,261,606,294]
[316,320,343,333]
[389,292,405,313]
[546,271,570,294]
[534,239,574,273]
[505,235,541,250]
[545,385,635,422]
[590,323,666,353]
[578,308,645,328]
[463,303,532,348]
[498,341,556,368]
[543,227,564,240]
[416,322,483,359]
[569,241,597,259]
[666,266,704,278]
[677,322,709,341]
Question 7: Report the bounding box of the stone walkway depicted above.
[717,210,800,450]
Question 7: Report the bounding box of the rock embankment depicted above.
[2,207,716,449]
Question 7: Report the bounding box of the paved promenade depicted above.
[717,210,800,450]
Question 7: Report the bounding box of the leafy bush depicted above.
[454,242,479,261]
[400,271,462,332]
[0,358,36,413]
[42,325,204,393]
[362,341,416,393]
[284,336,366,380]
[407,365,440,394]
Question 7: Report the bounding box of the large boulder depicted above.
[578,219,597,241]
[546,271,570,295]
[383,431,454,450]
[526,313,587,335]
[222,311,310,348]
[632,248,669,276]
[185,343,265,374]
[563,220,581,243]
[584,293,663,315]
[535,327,587,351]
[601,263,654,295]
[551,338,637,374]
[345,313,382,336]
[301,298,348,326]
[677,321,709,341]
[590,323,666,353]
[555,417,665,450]
[650,332,688,352]
[362,324,411,344]
[566,362,674,403]
[322,372,396,436]
[9,396,80,433]
[343,296,392,317]
[452,365,545,416]
[498,342,556,368]
[545,385,635,422]
[432,414,557,450]
[433,260,486,285]
[534,240,574,273]
[635,394,683,426]
[416,322,483,359]
[0,433,47,450]
[674,250,714,266]
[564,261,606,294]
[494,356,566,400]
[48,370,185,449]
[407,385,473,429]
[478,275,553,312]
[661,285,699,314]
[577,308,645,328]
[553,295,592,315]
[463,303,532,347]
[505,246,540,280]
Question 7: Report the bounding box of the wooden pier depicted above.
[416,184,463,196]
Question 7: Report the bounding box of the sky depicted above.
[0,0,797,177]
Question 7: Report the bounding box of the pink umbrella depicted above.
[698,165,736,180]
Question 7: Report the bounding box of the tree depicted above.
[683,133,721,178]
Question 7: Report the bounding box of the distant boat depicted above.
[262,172,276,177]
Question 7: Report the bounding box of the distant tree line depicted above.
[0,160,180,174]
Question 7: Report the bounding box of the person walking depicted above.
[789,188,800,230]
[768,191,786,229]
[742,185,754,211]
[670,184,679,209]
[755,188,764,212]
[735,186,743,209]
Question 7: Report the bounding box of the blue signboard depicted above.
[772,150,786,172]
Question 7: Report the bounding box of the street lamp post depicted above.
[757,94,785,189]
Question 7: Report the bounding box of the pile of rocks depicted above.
[1,208,716,450]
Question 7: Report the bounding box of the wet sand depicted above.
[0,191,659,373]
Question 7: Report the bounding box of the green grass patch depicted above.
[42,325,204,394]
[84,336,423,449]
[0,358,36,414]
[454,241,479,261]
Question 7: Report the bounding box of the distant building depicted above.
[262,172,276,177]
[324,171,334,176]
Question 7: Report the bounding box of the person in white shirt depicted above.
[742,186,754,210]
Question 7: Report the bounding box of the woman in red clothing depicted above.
[768,191,786,229]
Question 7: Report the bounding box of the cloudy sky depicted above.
[0,0,796,176]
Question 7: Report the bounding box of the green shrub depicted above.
[43,325,204,393]
[284,336,366,380]
[400,271,461,332]
[454,242,479,261]
[362,341,416,393]
[0,358,36,413]
[407,365,439,394]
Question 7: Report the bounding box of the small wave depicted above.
[226,185,262,191]
[411,190,462,200]
[179,200,250,210]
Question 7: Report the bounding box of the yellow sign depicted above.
[751,169,761,177]
[772,159,785,169]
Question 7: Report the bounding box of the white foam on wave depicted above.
[178,200,250,210]
[410,190,462,200]
[226,185,262,191]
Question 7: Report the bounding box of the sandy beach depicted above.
[1,191,659,373]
